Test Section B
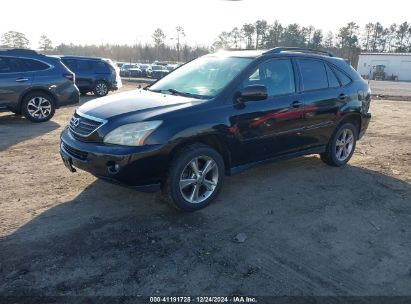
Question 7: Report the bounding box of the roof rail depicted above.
[263,47,335,57]
[0,48,39,55]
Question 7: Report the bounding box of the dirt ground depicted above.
[0,83,410,296]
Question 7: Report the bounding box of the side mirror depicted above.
[236,85,268,103]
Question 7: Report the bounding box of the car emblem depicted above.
[72,117,80,128]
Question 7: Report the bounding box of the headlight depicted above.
[103,121,162,146]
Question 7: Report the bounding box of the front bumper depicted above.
[60,127,170,191]
[359,112,371,139]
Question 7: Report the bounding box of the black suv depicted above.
[60,47,371,211]
[0,49,79,122]
[60,56,121,97]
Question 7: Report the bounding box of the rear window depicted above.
[298,59,328,91]
[333,67,352,86]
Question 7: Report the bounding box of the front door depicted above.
[228,58,306,166]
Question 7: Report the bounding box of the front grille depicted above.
[62,142,88,161]
[69,112,104,137]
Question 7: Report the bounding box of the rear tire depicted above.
[320,122,357,167]
[22,92,55,122]
[93,81,109,97]
[162,143,225,211]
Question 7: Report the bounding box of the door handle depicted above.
[15,78,29,82]
[338,93,346,101]
[291,101,303,108]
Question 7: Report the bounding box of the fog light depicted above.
[107,161,120,174]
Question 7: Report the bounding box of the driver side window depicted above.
[242,59,295,97]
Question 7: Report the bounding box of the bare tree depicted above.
[1,31,30,48]
[39,35,53,53]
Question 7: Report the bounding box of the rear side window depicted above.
[93,61,109,73]
[23,59,50,71]
[243,59,295,96]
[333,67,352,86]
[77,60,92,71]
[0,57,12,73]
[325,64,340,88]
[3,57,27,73]
[298,59,328,91]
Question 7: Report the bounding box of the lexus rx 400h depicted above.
[60,47,371,211]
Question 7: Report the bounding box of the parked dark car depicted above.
[139,64,150,77]
[128,67,142,77]
[60,56,121,97]
[0,48,79,122]
[60,47,371,211]
[147,64,169,79]
[119,64,138,77]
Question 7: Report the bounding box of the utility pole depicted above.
[176,26,185,62]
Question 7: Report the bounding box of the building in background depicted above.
[357,53,411,81]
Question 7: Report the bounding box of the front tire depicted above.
[321,122,357,167]
[22,92,55,122]
[163,144,225,211]
[93,81,109,97]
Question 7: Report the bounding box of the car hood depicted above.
[77,89,200,120]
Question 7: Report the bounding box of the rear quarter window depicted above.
[298,59,328,91]
[333,67,352,86]
[325,64,340,88]
[23,59,50,71]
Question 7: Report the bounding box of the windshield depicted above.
[149,56,252,98]
[151,65,162,71]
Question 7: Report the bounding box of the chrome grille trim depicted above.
[69,111,107,137]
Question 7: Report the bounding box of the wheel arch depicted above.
[338,113,362,138]
[18,88,57,111]
[169,134,232,175]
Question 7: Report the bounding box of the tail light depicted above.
[64,73,75,82]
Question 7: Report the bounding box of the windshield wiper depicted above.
[148,88,206,99]
[165,89,194,97]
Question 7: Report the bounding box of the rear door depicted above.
[0,56,33,109]
[296,58,348,148]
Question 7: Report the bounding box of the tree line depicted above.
[1,21,410,66]
[213,21,411,67]
[0,28,208,63]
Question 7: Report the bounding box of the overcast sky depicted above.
[1,0,410,48]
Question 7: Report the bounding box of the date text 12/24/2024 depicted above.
[150,296,257,303]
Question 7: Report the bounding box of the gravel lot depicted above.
[370,80,411,97]
[0,84,410,296]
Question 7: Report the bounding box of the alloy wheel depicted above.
[27,97,52,119]
[179,155,219,204]
[95,83,108,96]
[335,128,354,162]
